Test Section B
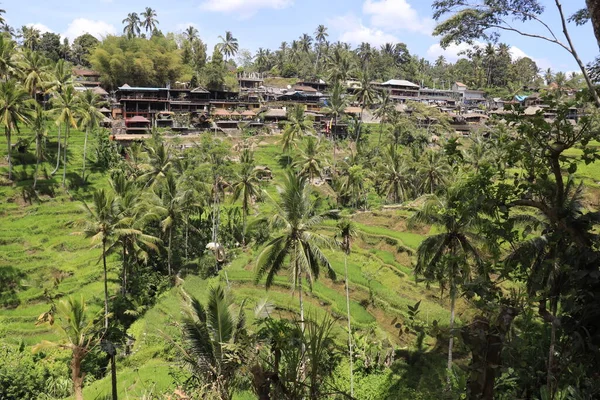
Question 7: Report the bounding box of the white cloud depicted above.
[329,15,398,47]
[200,0,293,18]
[426,41,483,62]
[25,23,53,34]
[62,18,116,42]
[363,0,434,35]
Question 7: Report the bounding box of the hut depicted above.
[125,115,150,133]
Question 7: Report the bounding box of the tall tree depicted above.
[322,80,348,165]
[21,26,41,51]
[30,104,47,189]
[19,50,51,99]
[353,68,377,143]
[255,170,336,342]
[281,104,314,153]
[231,164,260,246]
[218,31,239,60]
[33,296,99,400]
[0,34,16,79]
[0,80,33,180]
[410,185,486,384]
[52,85,78,187]
[122,12,141,39]
[373,88,393,149]
[140,7,159,34]
[76,89,105,182]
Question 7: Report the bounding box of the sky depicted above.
[4,0,599,74]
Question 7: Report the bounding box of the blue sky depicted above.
[4,0,598,73]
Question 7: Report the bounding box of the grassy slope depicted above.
[0,127,459,398]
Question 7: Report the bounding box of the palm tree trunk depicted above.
[62,126,68,187]
[447,288,456,387]
[168,225,173,276]
[33,134,41,189]
[547,299,558,399]
[355,106,365,143]
[5,128,12,180]
[110,352,118,400]
[377,120,384,150]
[344,252,354,398]
[103,239,109,331]
[51,125,61,175]
[121,241,127,295]
[185,214,189,262]
[332,115,337,168]
[72,351,84,400]
[242,206,247,246]
[82,127,89,182]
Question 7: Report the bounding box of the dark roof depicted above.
[293,85,318,93]
[126,116,150,123]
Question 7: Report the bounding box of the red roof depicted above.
[126,116,150,124]
[73,69,100,77]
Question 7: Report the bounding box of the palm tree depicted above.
[335,219,357,398]
[218,31,238,61]
[299,33,313,54]
[281,104,314,153]
[293,136,326,183]
[353,68,377,143]
[52,85,78,187]
[140,7,159,34]
[31,104,47,189]
[148,172,192,276]
[409,186,486,382]
[416,150,451,195]
[327,47,353,83]
[109,172,161,294]
[255,171,336,338]
[379,146,413,204]
[322,80,348,165]
[0,34,16,79]
[184,25,198,43]
[373,89,393,148]
[314,25,328,72]
[180,285,246,400]
[231,164,260,246]
[122,12,141,39]
[19,50,50,100]
[140,138,172,187]
[21,26,41,51]
[33,296,99,400]
[80,189,131,330]
[47,60,75,176]
[0,80,33,180]
[76,90,105,182]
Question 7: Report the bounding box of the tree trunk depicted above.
[62,126,69,187]
[447,288,456,387]
[547,300,558,400]
[72,351,84,400]
[344,252,354,398]
[297,261,306,385]
[33,134,41,189]
[5,128,12,180]
[242,206,247,246]
[103,239,109,331]
[51,124,61,175]
[587,0,600,50]
[82,127,89,182]
[167,225,173,276]
[111,352,118,400]
[121,242,127,295]
[333,115,337,168]
[185,214,189,261]
[355,106,365,143]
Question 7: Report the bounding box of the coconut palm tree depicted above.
[18,50,51,100]
[293,136,326,183]
[52,85,78,187]
[218,31,238,61]
[0,34,16,79]
[335,219,357,398]
[147,171,193,276]
[180,285,247,400]
[140,7,159,34]
[409,186,486,383]
[47,60,75,176]
[314,25,328,72]
[327,47,353,83]
[416,150,451,195]
[80,189,134,330]
[122,12,141,39]
[109,171,161,294]
[281,104,314,153]
[379,145,413,204]
[373,89,393,148]
[30,104,47,189]
[322,80,348,165]
[299,33,312,53]
[33,296,99,400]
[21,26,41,51]
[76,90,105,182]
[255,170,336,338]
[231,164,260,246]
[353,68,377,143]
[0,80,33,180]
[140,138,172,187]
[184,25,198,43]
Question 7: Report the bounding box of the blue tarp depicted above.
[514,95,529,102]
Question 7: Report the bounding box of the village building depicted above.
[378,79,420,102]
[73,69,102,89]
